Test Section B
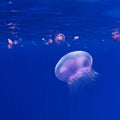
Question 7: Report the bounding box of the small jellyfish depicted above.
[55,33,65,44]
[74,36,79,40]
[112,29,120,42]
[55,51,98,92]
[45,39,53,46]
[8,38,13,49]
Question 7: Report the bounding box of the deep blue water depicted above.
[0,0,120,120]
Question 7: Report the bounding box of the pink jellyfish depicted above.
[55,51,98,90]
[55,33,65,44]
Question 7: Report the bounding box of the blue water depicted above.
[0,0,120,120]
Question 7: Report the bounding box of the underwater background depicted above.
[0,0,120,120]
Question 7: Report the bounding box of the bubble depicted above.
[55,51,98,92]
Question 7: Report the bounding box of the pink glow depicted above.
[55,33,65,44]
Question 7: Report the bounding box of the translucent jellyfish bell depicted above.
[55,51,97,89]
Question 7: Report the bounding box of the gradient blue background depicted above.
[0,0,120,120]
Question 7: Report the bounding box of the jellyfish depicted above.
[55,33,65,44]
[55,51,98,92]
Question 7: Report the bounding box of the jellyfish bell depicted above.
[55,51,98,91]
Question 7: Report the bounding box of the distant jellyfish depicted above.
[112,29,120,42]
[74,36,79,40]
[45,39,53,46]
[8,38,13,49]
[55,33,65,44]
[55,51,98,93]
